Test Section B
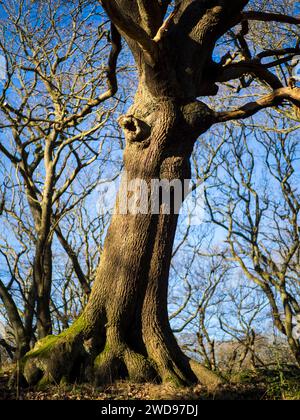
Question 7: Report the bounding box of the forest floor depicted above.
[0,365,300,400]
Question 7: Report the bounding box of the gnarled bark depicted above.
[22,0,300,388]
[22,91,221,388]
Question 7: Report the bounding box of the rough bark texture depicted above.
[34,241,53,339]
[22,0,300,388]
[23,90,220,388]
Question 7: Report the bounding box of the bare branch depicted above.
[216,61,284,90]
[215,87,300,123]
[242,11,300,25]
[64,23,122,127]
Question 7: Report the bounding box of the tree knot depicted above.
[118,115,151,143]
[181,100,215,134]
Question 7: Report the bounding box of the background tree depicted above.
[0,0,124,355]
[205,121,300,365]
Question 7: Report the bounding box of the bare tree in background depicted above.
[51,199,110,333]
[218,283,267,373]
[205,120,300,365]
[0,0,123,354]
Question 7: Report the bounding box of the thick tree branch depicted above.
[257,47,300,60]
[216,61,283,90]
[215,87,300,123]
[137,0,164,36]
[241,11,300,25]
[100,0,158,66]
[137,0,153,33]
[215,46,300,90]
[212,9,300,93]
[166,0,250,96]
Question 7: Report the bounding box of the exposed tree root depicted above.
[123,349,157,382]
[23,318,87,387]
[189,360,224,390]
[22,341,223,392]
[21,289,225,389]
[94,346,157,384]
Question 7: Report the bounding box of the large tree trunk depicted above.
[34,240,53,339]
[19,0,300,388]
[22,0,249,388]
[23,90,220,388]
